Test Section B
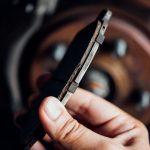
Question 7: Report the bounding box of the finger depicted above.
[114,122,149,148]
[39,97,108,150]
[66,88,125,125]
[93,114,135,137]
[66,88,136,137]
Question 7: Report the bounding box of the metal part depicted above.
[59,10,112,105]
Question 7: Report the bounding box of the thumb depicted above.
[39,97,104,150]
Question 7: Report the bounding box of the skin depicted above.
[31,88,150,150]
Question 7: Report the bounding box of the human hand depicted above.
[31,88,150,150]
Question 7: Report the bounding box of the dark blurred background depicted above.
[0,0,150,149]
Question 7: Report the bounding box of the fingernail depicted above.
[44,97,62,120]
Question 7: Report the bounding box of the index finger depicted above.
[66,88,131,126]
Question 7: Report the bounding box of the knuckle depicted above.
[55,118,83,143]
